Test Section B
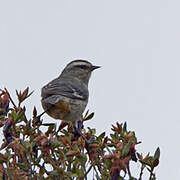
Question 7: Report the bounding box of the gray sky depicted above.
[0,0,180,179]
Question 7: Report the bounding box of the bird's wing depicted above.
[41,77,89,100]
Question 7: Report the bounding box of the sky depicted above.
[0,0,180,179]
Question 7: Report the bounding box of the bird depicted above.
[41,60,100,140]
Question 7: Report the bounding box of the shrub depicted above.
[0,88,160,180]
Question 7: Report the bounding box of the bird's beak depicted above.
[91,65,101,71]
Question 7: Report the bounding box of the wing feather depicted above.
[41,77,89,100]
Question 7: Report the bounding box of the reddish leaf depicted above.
[0,91,9,115]
[66,150,80,157]
[89,144,99,148]
[33,106,37,117]
[103,154,115,159]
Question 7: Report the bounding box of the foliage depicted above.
[0,88,160,180]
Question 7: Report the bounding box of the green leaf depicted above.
[75,168,84,176]
[16,109,25,123]
[49,170,59,176]
[11,110,17,121]
[21,140,32,153]
[51,137,60,148]
[110,132,119,141]
[72,158,80,168]
[154,147,160,159]
[77,154,87,165]
[105,159,113,169]
[16,162,28,169]
[0,153,8,163]
[105,144,113,154]
[122,140,132,157]
[39,166,45,177]
[84,109,89,119]
[123,122,127,132]
[61,129,70,136]
[84,112,94,121]
[91,128,96,135]
[87,127,96,135]
[11,109,25,123]
[33,154,43,165]
[4,150,11,161]
[96,132,106,142]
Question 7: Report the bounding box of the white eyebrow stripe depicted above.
[69,61,91,67]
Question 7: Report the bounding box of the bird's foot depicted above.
[73,120,95,151]
[72,120,84,137]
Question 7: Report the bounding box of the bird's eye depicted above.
[75,65,88,69]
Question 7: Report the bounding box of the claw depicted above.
[73,120,95,151]
[72,120,84,138]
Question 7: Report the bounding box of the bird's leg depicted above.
[73,120,94,149]
[72,120,84,138]
[35,106,52,123]
[77,120,84,134]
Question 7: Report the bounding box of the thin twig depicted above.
[84,165,93,179]
[93,165,100,178]
[138,164,144,180]
[149,169,154,180]
[127,162,132,178]
[4,88,17,109]
[36,110,47,120]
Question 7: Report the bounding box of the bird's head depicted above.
[61,60,100,84]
